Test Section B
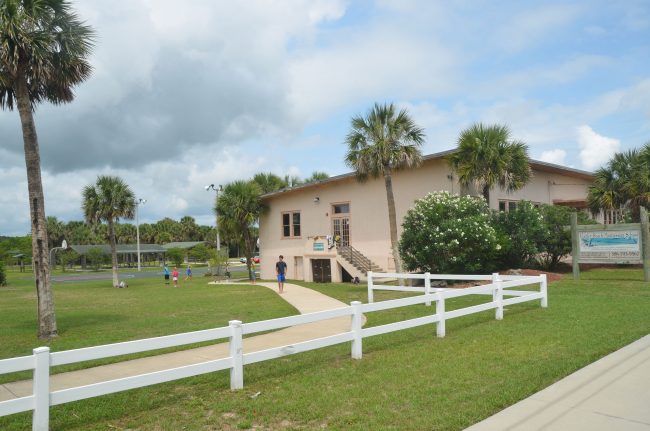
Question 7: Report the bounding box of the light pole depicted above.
[49,239,67,273]
[205,184,223,251]
[135,198,147,271]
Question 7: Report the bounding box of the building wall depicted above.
[259,158,592,281]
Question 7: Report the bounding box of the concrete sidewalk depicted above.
[0,282,352,401]
[466,334,650,430]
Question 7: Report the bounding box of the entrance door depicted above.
[294,256,303,280]
[331,203,350,247]
[311,259,332,283]
[332,217,350,247]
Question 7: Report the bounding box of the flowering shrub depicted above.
[399,192,500,273]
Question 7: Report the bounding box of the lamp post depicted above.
[49,239,67,273]
[205,184,223,251]
[135,198,147,271]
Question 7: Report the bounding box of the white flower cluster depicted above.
[400,191,500,272]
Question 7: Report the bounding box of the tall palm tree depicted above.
[82,176,135,287]
[344,102,425,274]
[1,0,94,338]
[216,180,264,279]
[448,123,531,203]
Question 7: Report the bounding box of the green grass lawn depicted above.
[0,270,298,383]
[2,269,650,430]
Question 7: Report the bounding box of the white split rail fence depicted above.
[0,272,547,430]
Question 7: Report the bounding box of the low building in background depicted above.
[259,150,594,283]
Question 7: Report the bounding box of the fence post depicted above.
[436,292,446,338]
[540,274,548,308]
[424,272,431,307]
[351,301,363,359]
[495,277,503,321]
[32,347,50,431]
[491,273,499,304]
[229,320,243,390]
[367,271,374,303]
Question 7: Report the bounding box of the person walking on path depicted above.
[172,267,179,288]
[250,259,257,285]
[185,265,192,281]
[163,264,170,285]
[276,255,287,293]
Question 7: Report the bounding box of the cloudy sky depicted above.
[1,0,649,236]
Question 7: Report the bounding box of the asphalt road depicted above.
[51,264,249,283]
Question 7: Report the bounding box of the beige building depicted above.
[259,150,594,282]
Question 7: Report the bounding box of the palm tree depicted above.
[216,181,264,279]
[253,173,288,194]
[344,102,425,274]
[82,176,135,287]
[301,171,329,184]
[0,0,94,338]
[46,216,65,251]
[180,216,199,241]
[448,123,531,203]
[587,146,650,222]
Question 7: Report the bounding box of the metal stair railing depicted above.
[337,245,382,274]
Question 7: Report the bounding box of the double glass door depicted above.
[332,217,350,247]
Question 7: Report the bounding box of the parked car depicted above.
[240,256,261,264]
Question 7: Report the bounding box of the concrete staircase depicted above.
[336,245,384,279]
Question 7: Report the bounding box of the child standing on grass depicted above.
[163,264,170,285]
[172,267,179,287]
[185,265,192,281]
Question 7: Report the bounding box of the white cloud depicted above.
[288,25,457,122]
[495,4,582,52]
[577,125,620,170]
[539,149,567,165]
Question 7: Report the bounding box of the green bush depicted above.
[0,261,6,286]
[87,247,108,271]
[536,205,596,270]
[189,243,211,262]
[492,201,549,268]
[399,192,500,273]
[166,247,185,267]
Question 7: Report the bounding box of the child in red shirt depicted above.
[172,267,179,287]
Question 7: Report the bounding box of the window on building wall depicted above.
[333,203,350,214]
[282,211,301,238]
[499,199,542,212]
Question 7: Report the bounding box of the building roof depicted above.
[161,241,206,250]
[260,148,595,201]
[70,244,166,255]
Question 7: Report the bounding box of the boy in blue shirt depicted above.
[275,255,287,294]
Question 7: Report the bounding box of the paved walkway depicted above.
[0,282,352,401]
[466,333,650,430]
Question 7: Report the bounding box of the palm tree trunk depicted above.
[243,227,253,280]
[16,74,57,338]
[383,169,403,275]
[482,184,490,203]
[108,219,119,287]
